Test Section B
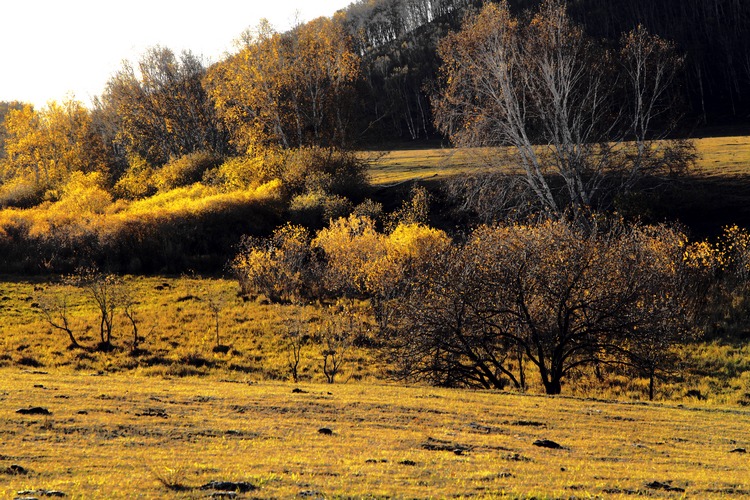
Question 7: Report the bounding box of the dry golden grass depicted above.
[2,275,750,403]
[691,136,750,178]
[1,370,749,498]
[366,148,488,185]
[0,276,383,383]
[366,136,750,185]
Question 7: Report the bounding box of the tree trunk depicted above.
[649,368,656,401]
[542,377,562,395]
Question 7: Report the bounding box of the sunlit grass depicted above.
[0,276,383,384]
[2,275,750,404]
[0,370,748,498]
[112,179,282,219]
[366,136,750,185]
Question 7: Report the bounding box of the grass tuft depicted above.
[148,465,190,492]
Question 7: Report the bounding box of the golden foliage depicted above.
[205,17,360,151]
[57,171,112,215]
[233,223,313,303]
[0,100,108,192]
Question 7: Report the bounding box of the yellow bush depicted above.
[387,223,451,261]
[233,223,313,303]
[0,176,44,208]
[57,171,112,214]
[113,155,157,199]
[153,151,222,191]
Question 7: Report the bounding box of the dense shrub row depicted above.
[0,146,368,274]
[233,214,750,397]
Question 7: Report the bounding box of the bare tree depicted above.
[433,0,693,216]
[205,291,227,353]
[75,267,121,350]
[319,305,356,384]
[120,281,149,353]
[36,283,81,350]
[282,311,308,383]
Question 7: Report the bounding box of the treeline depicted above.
[0,18,371,273]
[0,0,746,274]
[338,0,750,142]
[1,0,746,183]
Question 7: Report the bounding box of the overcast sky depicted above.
[0,0,354,109]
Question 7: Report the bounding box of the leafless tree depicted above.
[319,304,357,384]
[36,283,81,349]
[75,267,121,350]
[203,287,228,353]
[120,281,150,353]
[282,311,308,383]
[433,0,694,216]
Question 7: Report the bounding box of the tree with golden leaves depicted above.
[98,47,226,167]
[390,219,705,395]
[0,99,109,195]
[205,17,361,152]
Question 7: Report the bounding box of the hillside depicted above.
[369,135,750,236]
[1,2,750,498]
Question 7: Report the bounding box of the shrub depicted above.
[113,155,157,199]
[232,224,317,303]
[289,191,353,228]
[57,171,112,214]
[0,177,45,208]
[153,150,222,191]
[281,147,368,198]
[203,148,285,191]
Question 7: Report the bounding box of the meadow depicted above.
[366,136,750,185]
[2,370,749,498]
[2,138,750,497]
[2,275,750,404]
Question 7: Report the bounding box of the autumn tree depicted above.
[318,302,363,384]
[98,46,227,168]
[390,219,704,395]
[312,213,450,333]
[433,0,693,215]
[205,17,360,152]
[0,101,24,160]
[0,100,109,199]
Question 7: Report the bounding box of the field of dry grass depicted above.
[1,370,749,498]
[2,137,750,497]
[0,275,383,384]
[366,136,750,185]
[2,275,750,402]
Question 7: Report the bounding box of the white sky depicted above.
[0,0,354,109]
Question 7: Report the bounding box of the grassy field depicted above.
[366,136,750,185]
[1,369,749,498]
[2,275,750,402]
[2,138,750,497]
[0,275,383,384]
